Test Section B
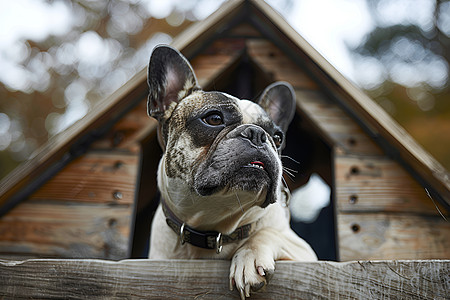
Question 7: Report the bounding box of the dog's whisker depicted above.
[234,190,245,213]
[283,168,296,179]
[283,171,296,182]
[283,166,298,173]
[280,155,300,165]
[252,188,263,205]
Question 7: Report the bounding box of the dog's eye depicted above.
[203,113,223,126]
[273,132,283,148]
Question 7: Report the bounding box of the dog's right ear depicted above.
[147,45,199,120]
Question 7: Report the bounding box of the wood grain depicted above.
[247,39,319,89]
[335,154,447,214]
[0,201,131,259]
[32,151,139,204]
[0,259,448,299]
[295,89,384,156]
[190,38,246,89]
[338,213,450,261]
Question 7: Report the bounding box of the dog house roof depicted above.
[1,0,449,215]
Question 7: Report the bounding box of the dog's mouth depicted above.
[244,161,265,171]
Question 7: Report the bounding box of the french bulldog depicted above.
[147,45,317,299]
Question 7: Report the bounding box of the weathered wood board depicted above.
[338,213,450,261]
[335,154,446,214]
[294,89,383,156]
[0,259,448,299]
[32,151,138,204]
[190,38,246,88]
[247,39,319,89]
[0,201,131,259]
[0,149,137,259]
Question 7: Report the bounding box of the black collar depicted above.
[161,198,252,254]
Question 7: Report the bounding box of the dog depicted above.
[147,45,317,299]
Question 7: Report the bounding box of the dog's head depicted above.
[147,45,295,215]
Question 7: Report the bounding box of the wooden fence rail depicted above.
[0,259,448,299]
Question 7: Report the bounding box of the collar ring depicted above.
[216,233,223,254]
[179,223,186,245]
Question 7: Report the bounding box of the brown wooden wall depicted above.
[0,100,152,259]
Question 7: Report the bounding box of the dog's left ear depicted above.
[147,45,200,120]
[257,82,296,132]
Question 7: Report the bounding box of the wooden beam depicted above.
[0,259,448,299]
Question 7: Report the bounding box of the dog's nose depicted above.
[240,126,267,146]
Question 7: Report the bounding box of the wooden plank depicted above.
[0,259,448,299]
[190,38,246,88]
[338,213,450,261]
[250,0,450,207]
[247,39,319,89]
[335,154,447,214]
[0,201,131,259]
[31,151,138,204]
[295,89,384,155]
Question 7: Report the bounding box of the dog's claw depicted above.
[239,288,245,300]
[257,266,265,276]
[230,248,275,298]
[245,284,251,297]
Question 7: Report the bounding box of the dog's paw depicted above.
[229,247,275,299]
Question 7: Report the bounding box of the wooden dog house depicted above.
[0,1,448,297]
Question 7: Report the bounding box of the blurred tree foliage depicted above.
[351,0,450,169]
[0,0,203,180]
